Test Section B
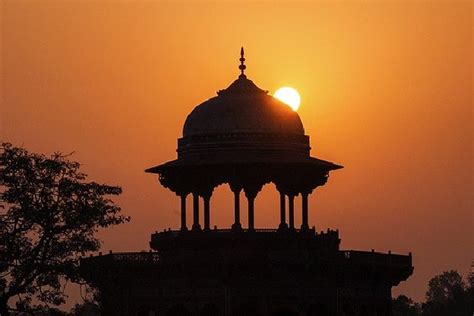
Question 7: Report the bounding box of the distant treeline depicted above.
[392,269,473,316]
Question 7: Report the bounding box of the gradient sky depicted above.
[1,0,472,304]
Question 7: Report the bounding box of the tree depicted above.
[426,270,465,303]
[0,143,129,315]
[422,270,473,316]
[392,295,421,316]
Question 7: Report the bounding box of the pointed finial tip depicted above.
[239,47,246,77]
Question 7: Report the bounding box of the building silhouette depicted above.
[80,49,413,316]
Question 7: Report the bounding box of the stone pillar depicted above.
[278,192,288,230]
[180,194,187,231]
[244,186,260,232]
[288,194,295,230]
[231,189,242,230]
[244,183,263,232]
[192,193,201,231]
[203,193,211,231]
[248,196,255,231]
[301,192,309,231]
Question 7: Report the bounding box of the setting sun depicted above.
[274,87,301,111]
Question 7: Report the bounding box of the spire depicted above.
[239,47,246,78]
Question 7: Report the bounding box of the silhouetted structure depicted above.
[80,49,413,316]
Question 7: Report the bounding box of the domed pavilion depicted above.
[146,48,341,234]
[80,49,413,316]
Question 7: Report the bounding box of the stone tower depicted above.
[81,49,413,316]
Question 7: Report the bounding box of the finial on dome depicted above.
[239,46,246,78]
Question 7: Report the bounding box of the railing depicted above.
[150,228,340,248]
[341,250,412,267]
[152,227,332,236]
[82,252,159,263]
[110,252,160,262]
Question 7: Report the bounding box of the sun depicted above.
[274,87,301,111]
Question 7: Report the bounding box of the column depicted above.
[244,185,261,232]
[301,192,309,231]
[180,194,187,231]
[231,189,242,230]
[278,192,288,230]
[192,193,201,231]
[203,193,211,231]
[288,194,295,230]
[248,196,255,231]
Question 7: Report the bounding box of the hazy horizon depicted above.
[1,0,472,306]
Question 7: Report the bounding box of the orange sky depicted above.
[1,0,472,303]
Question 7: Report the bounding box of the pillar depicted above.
[203,194,211,231]
[288,194,295,230]
[244,185,261,232]
[301,192,309,231]
[180,194,187,231]
[278,192,288,230]
[192,193,201,231]
[231,189,242,230]
[248,196,255,231]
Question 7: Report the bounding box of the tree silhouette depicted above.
[422,270,472,316]
[0,143,129,316]
[392,269,474,316]
[71,300,100,316]
[426,270,465,302]
[392,295,421,316]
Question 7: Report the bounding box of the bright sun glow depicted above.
[274,87,301,111]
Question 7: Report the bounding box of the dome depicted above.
[177,75,310,161]
[183,76,305,137]
[175,49,312,162]
[146,48,342,178]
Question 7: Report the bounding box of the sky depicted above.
[1,0,472,304]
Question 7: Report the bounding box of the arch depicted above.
[209,183,235,228]
[165,163,329,232]
[253,182,280,228]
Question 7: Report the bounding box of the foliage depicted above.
[0,143,129,315]
[426,270,465,303]
[392,295,421,316]
[393,269,474,316]
[70,300,100,316]
[421,270,473,316]
[18,304,69,316]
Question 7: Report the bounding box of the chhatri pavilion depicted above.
[80,49,413,316]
